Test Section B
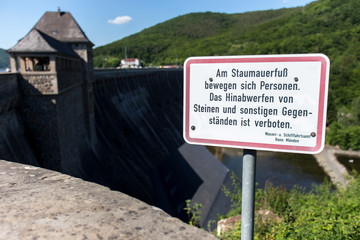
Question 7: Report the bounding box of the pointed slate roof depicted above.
[33,11,93,46]
[7,29,78,57]
[7,10,93,56]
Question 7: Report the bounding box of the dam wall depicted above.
[0,69,231,227]
[16,71,92,175]
[0,73,38,166]
[91,69,232,225]
[91,69,187,206]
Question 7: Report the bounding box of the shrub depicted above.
[218,174,360,239]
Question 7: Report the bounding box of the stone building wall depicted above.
[18,73,58,95]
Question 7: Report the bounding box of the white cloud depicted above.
[108,16,132,25]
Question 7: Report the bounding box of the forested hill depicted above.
[96,0,360,150]
[0,48,9,69]
[93,8,301,67]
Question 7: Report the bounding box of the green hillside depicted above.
[93,8,298,67]
[94,0,360,150]
[0,48,9,69]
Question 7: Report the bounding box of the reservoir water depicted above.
[221,148,329,190]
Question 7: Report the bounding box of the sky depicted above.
[0,0,315,50]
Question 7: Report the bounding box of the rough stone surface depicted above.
[0,160,217,240]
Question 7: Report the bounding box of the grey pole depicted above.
[241,149,257,240]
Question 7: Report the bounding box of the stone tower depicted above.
[7,9,96,174]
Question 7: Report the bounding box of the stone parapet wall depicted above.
[0,159,217,240]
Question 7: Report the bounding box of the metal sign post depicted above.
[241,149,257,240]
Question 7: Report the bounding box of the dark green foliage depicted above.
[327,122,360,150]
[94,0,360,149]
[260,183,290,216]
[0,48,9,69]
[222,173,243,216]
[184,199,202,227]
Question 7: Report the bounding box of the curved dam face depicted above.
[89,69,201,220]
[0,69,230,226]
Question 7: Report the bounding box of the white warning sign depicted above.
[183,54,330,154]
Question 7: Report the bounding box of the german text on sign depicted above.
[183,54,330,154]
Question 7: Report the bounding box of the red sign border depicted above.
[183,54,330,154]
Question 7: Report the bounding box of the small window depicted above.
[34,57,50,71]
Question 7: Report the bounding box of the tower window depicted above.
[34,57,50,71]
